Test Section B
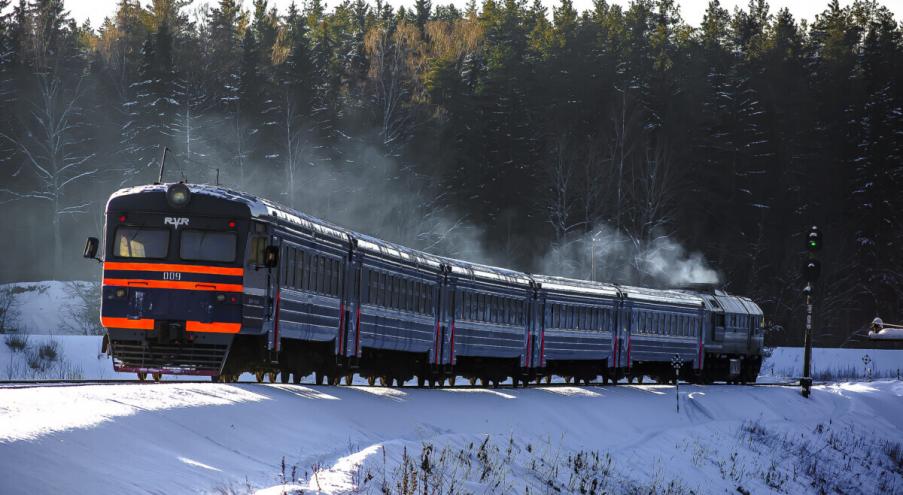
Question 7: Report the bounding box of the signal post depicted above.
[801,226,822,398]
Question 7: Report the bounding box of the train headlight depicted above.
[166,183,191,208]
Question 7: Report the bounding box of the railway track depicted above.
[0,378,807,389]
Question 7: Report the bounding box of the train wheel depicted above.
[255,371,264,383]
[469,377,477,387]
[491,378,500,389]
[152,372,162,382]
[267,372,277,383]
[344,374,353,386]
[637,375,644,384]
[565,376,573,384]
[315,371,325,385]
[448,375,456,387]
[379,376,388,387]
[428,377,436,388]
[367,375,376,386]
[628,375,634,384]
[512,376,520,387]
[479,376,488,387]
[330,375,340,386]
[292,372,301,385]
[583,377,591,386]
[137,372,147,382]
[280,371,289,384]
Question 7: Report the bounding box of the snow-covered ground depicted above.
[0,281,97,335]
[0,379,901,494]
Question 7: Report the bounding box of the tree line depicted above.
[1,0,902,346]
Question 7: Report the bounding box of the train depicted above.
[83,182,765,385]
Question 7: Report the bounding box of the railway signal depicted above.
[801,225,822,398]
[671,354,682,413]
[862,354,872,382]
[806,225,822,252]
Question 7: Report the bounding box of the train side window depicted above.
[509,299,515,325]
[490,296,497,323]
[310,256,318,292]
[294,250,304,289]
[316,257,325,294]
[467,292,473,320]
[391,277,398,310]
[385,275,393,308]
[374,272,381,307]
[420,282,430,314]
[327,259,336,295]
[286,247,295,287]
[308,255,319,292]
[249,236,267,265]
[493,297,500,324]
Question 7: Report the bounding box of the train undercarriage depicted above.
[109,332,763,386]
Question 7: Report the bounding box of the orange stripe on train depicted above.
[103,262,243,276]
[101,317,155,330]
[185,321,241,334]
[101,317,241,334]
[102,278,243,293]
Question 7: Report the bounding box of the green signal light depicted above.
[809,241,817,247]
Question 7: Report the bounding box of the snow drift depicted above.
[0,380,901,494]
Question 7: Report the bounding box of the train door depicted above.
[440,277,457,369]
[344,244,364,363]
[264,231,282,355]
[527,285,544,372]
[431,266,447,369]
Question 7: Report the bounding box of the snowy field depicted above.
[0,281,96,335]
[0,379,901,494]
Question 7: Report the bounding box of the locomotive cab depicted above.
[84,183,271,380]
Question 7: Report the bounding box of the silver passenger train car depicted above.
[84,183,764,384]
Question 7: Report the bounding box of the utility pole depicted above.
[801,225,822,398]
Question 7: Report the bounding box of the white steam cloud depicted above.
[538,223,720,288]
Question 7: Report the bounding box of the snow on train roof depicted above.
[618,284,704,306]
[111,184,527,283]
[111,183,353,241]
[531,275,619,297]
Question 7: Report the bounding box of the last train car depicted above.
[84,183,286,381]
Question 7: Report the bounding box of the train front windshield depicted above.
[115,228,170,259]
[180,230,238,262]
[110,226,240,264]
